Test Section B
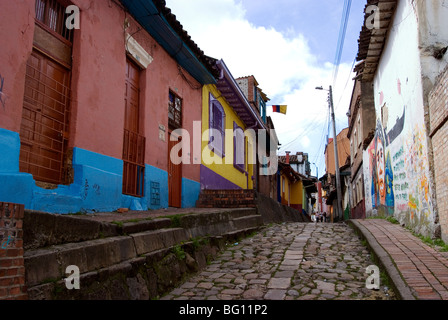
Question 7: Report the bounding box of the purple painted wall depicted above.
[200,165,241,190]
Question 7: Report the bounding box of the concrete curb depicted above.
[348,220,416,300]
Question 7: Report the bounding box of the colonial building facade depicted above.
[354,0,448,238]
[0,0,218,213]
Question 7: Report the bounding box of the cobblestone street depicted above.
[162,222,396,300]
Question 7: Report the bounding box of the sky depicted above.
[165,0,367,178]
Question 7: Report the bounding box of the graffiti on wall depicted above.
[365,79,434,228]
[404,124,433,223]
[0,219,16,250]
[366,118,433,221]
[392,145,408,211]
[0,73,6,109]
[368,119,395,215]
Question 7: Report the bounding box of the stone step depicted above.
[227,208,257,219]
[24,209,262,288]
[201,189,255,196]
[118,218,172,235]
[24,235,137,287]
[24,210,120,250]
[24,227,189,287]
[231,215,263,230]
[196,189,257,209]
[197,202,257,209]
[131,228,189,256]
[177,209,258,238]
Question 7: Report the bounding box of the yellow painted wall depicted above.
[280,173,290,205]
[290,182,302,207]
[202,85,254,189]
[280,174,305,209]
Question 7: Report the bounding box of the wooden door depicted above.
[122,59,145,197]
[19,50,71,184]
[168,133,182,208]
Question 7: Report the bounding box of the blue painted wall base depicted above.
[0,128,200,214]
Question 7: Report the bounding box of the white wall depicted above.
[363,0,439,236]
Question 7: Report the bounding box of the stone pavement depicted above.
[351,219,448,300]
[162,222,396,300]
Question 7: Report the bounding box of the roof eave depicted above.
[121,0,217,85]
[216,60,266,130]
[356,0,398,82]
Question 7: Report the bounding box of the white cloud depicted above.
[166,0,355,174]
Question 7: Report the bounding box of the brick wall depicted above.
[0,203,27,300]
[429,65,448,243]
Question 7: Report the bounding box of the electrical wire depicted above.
[309,0,352,176]
[332,0,352,86]
[278,111,328,152]
[311,110,331,177]
[334,57,356,112]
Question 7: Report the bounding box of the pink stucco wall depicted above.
[1,0,201,183]
[125,14,202,182]
[0,0,35,132]
[69,0,126,160]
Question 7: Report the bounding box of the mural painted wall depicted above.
[363,0,437,236]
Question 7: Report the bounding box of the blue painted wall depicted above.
[0,128,34,208]
[145,164,169,210]
[182,178,201,208]
[0,128,200,214]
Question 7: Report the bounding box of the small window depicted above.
[350,140,354,163]
[234,122,245,172]
[357,116,362,147]
[169,91,182,129]
[209,93,225,157]
[35,0,74,42]
[260,98,266,123]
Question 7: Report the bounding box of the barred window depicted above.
[35,0,74,42]
[169,91,182,129]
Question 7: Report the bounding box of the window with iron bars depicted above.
[35,0,74,42]
[168,91,182,130]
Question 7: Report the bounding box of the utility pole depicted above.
[316,85,343,221]
[329,86,343,221]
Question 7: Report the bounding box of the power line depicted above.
[332,0,352,86]
[312,108,330,171]
[279,111,327,152]
[335,57,356,112]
